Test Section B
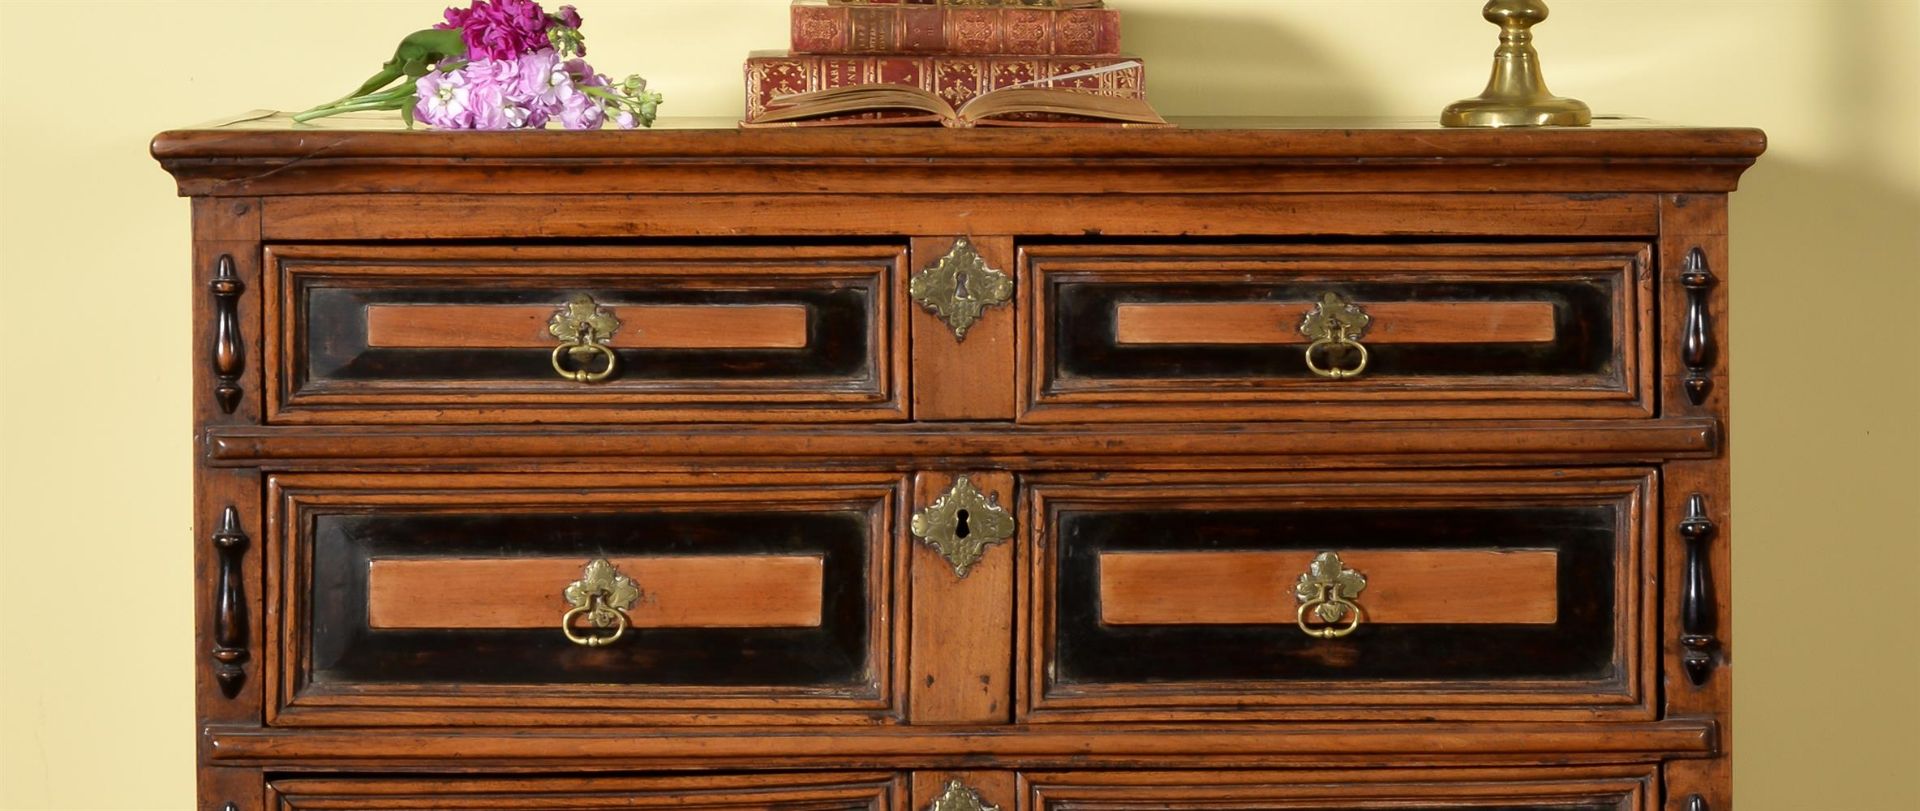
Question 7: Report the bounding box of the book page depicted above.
[754,84,958,125]
[956,87,1168,126]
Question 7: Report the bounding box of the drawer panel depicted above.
[270,773,904,811]
[1022,243,1653,421]
[1022,767,1655,811]
[1024,469,1656,722]
[266,244,907,423]
[266,472,902,726]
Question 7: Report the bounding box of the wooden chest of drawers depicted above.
[155,117,1762,811]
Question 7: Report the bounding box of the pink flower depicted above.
[556,90,603,130]
[515,48,568,107]
[461,60,531,130]
[436,0,552,61]
[414,69,473,129]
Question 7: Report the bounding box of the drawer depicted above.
[269,773,904,810]
[1021,243,1653,421]
[265,472,902,725]
[1022,767,1656,811]
[1023,469,1657,721]
[265,244,907,423]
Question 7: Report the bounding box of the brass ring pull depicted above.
[1304,337,1370,380]
[548,293,623,385]
[1299,292,1372,381]
[550,341,618,384]
[1294,551,1368,640]
[561,559,640,648]
[561,594,630,647]
[1296,595,1365,639]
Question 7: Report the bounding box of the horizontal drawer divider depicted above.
[204,720,1715,768]
[206,419,1716,465]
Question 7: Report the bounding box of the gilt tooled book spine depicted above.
[821,0,1104,7]
[743,53,1145,122]
[791,2,1120,56]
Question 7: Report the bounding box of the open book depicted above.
[744,84,1169,129]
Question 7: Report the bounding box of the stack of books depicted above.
[743,0,1166,129]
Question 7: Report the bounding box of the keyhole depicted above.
[954,509,971,539]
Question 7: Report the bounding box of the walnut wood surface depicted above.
[366,556,826,629]
[909,472,1015,724]
[1099,550,1559,625]
[1114,301,1558,345]
[364,304,811,349]
[159,121,1754,810]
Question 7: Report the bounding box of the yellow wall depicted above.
[2,1,1915,808]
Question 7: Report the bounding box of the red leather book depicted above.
[821,0,1104,7]
[791,0,1121,56]
[744,52,1145,124]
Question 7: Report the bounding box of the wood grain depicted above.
[909,472,1015,724]
[1099,550,1559,625]
[1114,301,1558,345]
[156,123,1757,804]
[911,237,1017,421]
[365,304,810,349]
[205,720,1717,769]
[366,556,825,630]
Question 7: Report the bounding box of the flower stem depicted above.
[292,84,418,123]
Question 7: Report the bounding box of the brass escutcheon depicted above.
[1300,292,1371,380]
[548,293,622,384]
[910,475,1016,578]
[926,779,999,811]
[1294,551,1367,639]
[562,559,641,647]
[909,237,1013,340]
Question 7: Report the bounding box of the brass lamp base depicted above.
[1441,96,1591,129]
[1442,0,1590,128]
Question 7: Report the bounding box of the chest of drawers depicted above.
[155,117,1761,811]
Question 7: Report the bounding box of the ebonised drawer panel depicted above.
[264,472,904,726]
[1022,469,1658,722]
[265,244,908,424]
[1021,243,1653,422]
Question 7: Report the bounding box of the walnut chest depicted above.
[154,116,1762,811]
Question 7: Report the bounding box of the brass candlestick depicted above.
[1442,0,1591,128]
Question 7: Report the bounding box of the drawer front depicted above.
[1022,243,1653,421]
[270,773,904,811]
[266,244,907,423]
[267,472,902,726]
[1024,470,1656,721]
[1022,768,1655,811]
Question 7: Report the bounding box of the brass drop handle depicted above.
[561,559,640,647]
[1299,292,1371,380]
[548,293,622,384]
[1294,551,1368,639]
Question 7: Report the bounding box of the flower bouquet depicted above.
[294,0,661,130]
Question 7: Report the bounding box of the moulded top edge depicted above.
[151,111,1768,165]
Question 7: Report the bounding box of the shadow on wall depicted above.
[1121,6,1380,118]
[1730,0,1920,806]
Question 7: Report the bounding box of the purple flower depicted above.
[515,48,568,107]
[613,110,639,129]
[554,5,582,29]
[461,59,532,130]
[556,90,603,130]
[414,68,474,129]
[436,0,552,61]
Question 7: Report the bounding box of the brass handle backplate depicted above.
[1294,551,1368,639]
[562,559,641,647]
[1299,292,1371,380]
[549,293,622,384]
